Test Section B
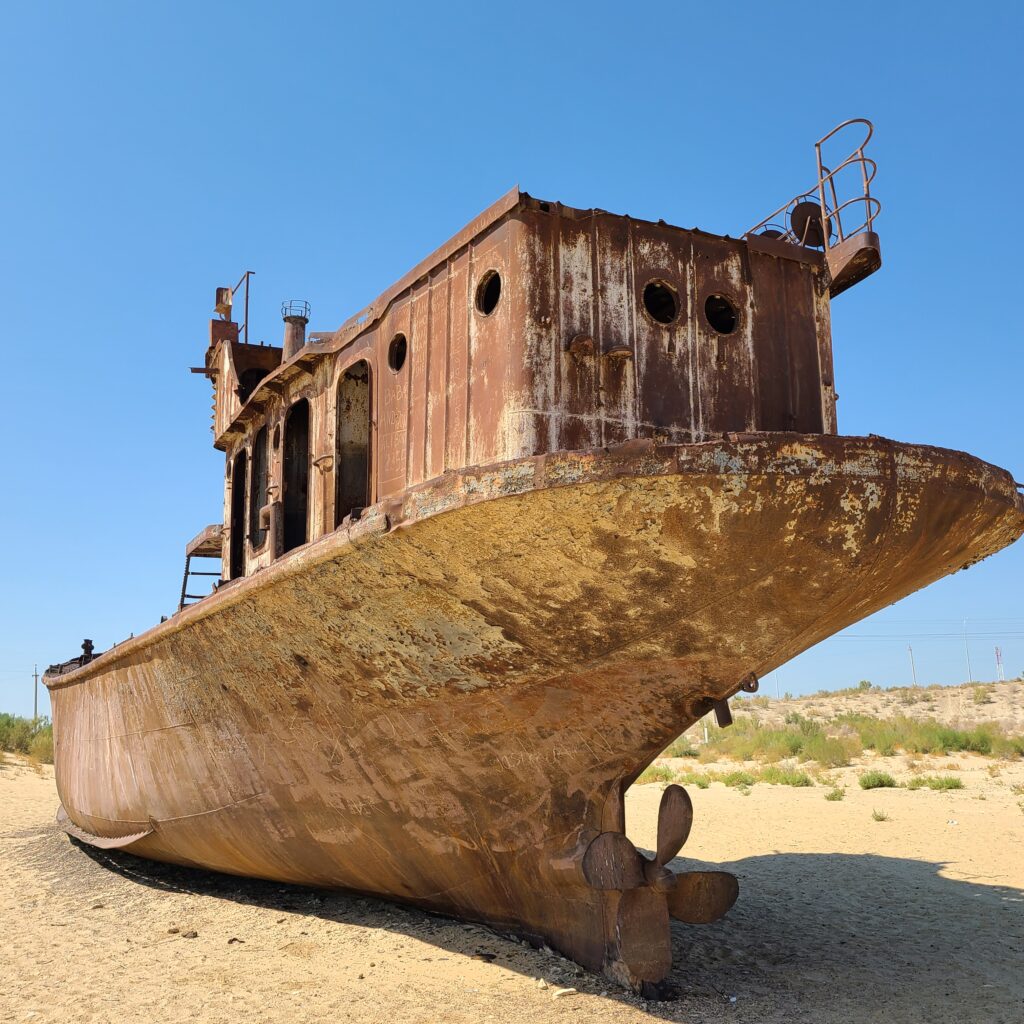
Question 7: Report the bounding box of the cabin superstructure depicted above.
[203,182,866,587]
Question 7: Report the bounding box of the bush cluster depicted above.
[836,714,1024,758]
[858,770,897,790]
[0,714,54,764]
[634,763,813,789]
[678,713,860,767]
[905,774,964,791]
[662,710,1024,767]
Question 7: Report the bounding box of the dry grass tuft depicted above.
[905,775,964,791]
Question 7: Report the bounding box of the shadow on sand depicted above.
[65,833,1022,1023]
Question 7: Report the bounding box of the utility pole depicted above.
[963,618,973,683]
[995,646,1005,682]
[33,664,39,720]
[907,644,918,687]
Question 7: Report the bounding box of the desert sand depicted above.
[2,741,1022,1024]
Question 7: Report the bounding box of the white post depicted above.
[963,618,973,683]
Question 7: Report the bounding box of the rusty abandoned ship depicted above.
[45,120,1024,995]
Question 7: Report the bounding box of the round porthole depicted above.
[388,333,408,372]
[705,294,738,334]
[642,280,679,325]
[475,270,502,316]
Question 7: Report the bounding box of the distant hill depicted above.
[732,679,1024,734]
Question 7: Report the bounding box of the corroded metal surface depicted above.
[56,804,153,849]
[45,434,1024,992]
[203,190,837,591]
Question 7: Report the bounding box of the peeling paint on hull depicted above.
[45,434,1024,992]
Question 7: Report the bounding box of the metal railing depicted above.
[744,118,881,252]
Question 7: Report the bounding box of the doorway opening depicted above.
[229,449,247,579]
[335,362,372,527]
[248,425,269,549]
[283,399,310,553]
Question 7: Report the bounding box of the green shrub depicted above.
[29,727,54,764]
[991,733,1024,758]
[662,736,699,758]
[674,769,710,789]
[824,787,845,801]
[0,714,53,763]
[836,713,1022,758]
[697,708,1024,771]
[0,713,33,753]
[905,775,963,791]
[636,764,675,785]
[720,770,757,788]
[859,770,897,790]
[700,718,812,763]
[799,732,859,768]
[758,765,813,787]
[871,808,890,821]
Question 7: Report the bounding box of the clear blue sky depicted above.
[2,2,1022,718]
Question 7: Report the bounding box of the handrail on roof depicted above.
[744,118,881,253]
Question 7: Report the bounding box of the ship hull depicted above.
[46,434,1024,992]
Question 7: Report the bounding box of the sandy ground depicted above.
[2,753,1022,1024]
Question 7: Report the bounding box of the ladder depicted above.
[178,524,224,612]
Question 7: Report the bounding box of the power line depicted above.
[829,633,1024,641]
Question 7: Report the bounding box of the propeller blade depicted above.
[666,870,738,924]
[655,784,693,866]
[582,831,646,890]
[615,887,672,983]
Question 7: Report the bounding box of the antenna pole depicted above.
[963,618,973,683]
[33,664,39,720]
[231,270,255,345]
[244,271,251,345]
